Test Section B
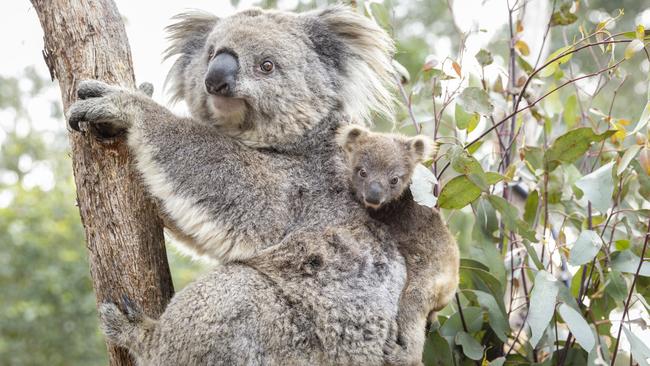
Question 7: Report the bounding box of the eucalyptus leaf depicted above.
[528,270,559,347]
[631,101,650,134]
[471,290,510,342]
[449,146,484,175]
[558,303,595,352]
[455,104,479,130]
[457,87,494,115]
[562,95,578,127]
[438,175,481,209]
[440,307,484,337]
[605,271,627,301]
[624,39,645,59]
[569,230,603,266]
[611,250,650,277]
[410,164,438,208]
[544,128,615,171]
[574,162,615,214]
[475,49,493,66]
[539,46,573,78]
[524,190,539,225]
[422,330,454,366]
[623,327,650,366]
[455,331,484,361]
[617,144,642,176]
[486,195,537,241]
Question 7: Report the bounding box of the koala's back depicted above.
[143,264,318,365]
[140,218,405,365]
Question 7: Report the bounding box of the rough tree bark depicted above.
[30,1,174,365]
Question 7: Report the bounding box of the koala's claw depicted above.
[120,295,144,323]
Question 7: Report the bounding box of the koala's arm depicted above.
[68,80,292,262]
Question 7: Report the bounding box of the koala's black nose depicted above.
[364,182,384,207]
[205,52,238,97]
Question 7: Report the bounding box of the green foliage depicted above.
[360,0,650,364]
[0,72,108,365]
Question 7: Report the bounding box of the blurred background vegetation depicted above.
[1,0,649,365]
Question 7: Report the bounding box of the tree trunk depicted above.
[30,1,174,365]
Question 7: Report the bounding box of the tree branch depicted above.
[30,1,174,365]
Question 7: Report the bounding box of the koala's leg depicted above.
[98,298,158,363]
[430,261,460,312]
[67,80,294,262]
[384,283,428,366]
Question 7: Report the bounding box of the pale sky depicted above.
[1,0,518,105]
[0,1,259,104]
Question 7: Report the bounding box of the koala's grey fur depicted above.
[64,5,442,365]
[337,126,460,366]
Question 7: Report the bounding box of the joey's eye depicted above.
[260,60,274,73]
[359,168,367,178]
[389,177,399,186]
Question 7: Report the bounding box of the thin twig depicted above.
[610,217,650,365]
[393,73,420,133]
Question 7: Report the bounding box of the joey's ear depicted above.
[164,11,219,103]
[336,124,370,153]
[408,135,437,162]
[303,5,395,123]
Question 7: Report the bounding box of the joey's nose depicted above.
[205,52,238,96]
[364,182,384,207]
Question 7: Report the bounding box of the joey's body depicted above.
[370,193,459,366]
[337,126,460,366]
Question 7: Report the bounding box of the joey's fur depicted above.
[338,125,460,366]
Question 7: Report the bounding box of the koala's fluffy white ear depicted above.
[307,5,396,123]
[408,135,437,162]
[336,124,369,153]
[164,11,219,103]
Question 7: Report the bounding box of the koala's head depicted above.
[337,125,436,210]
[165,6,395,146]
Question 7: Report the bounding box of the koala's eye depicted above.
[389,177,399,186]
[207,46,215,61]
[260,60,275,73]
[358,168,367,178]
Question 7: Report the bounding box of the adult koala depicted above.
[68,5,455,366]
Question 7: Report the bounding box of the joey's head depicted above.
[337,125,436,210]
[165,6,395,146]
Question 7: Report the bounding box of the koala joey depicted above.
[65,5,428,365]
[337,125,460,366]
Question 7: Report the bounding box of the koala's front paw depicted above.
[68,80,133,138]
